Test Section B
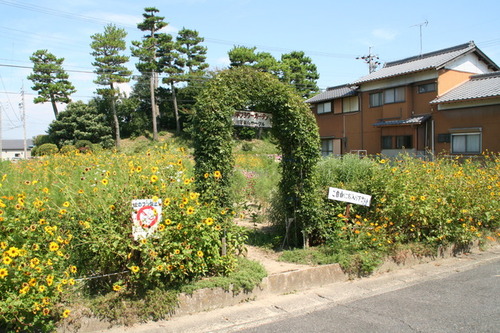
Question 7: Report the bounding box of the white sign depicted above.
[232,110,272,128]
[328,187,372,207]
[131,198,162,240]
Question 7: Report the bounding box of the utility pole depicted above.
[411,20,428,56]
[0,103,3,161]
[356,47,381,74]
[20,84,27,159]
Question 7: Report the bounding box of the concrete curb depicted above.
[59,241,498,332]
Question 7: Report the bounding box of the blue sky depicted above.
[1,0,499,140]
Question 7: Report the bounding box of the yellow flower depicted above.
[174,249,181,255]
[7,247,20,257]
[113,284,122,291]
[183,178,191,185]
[204,217,214,226]
[2,256,12,265]
[69,265,77,273]
[101,178,109,185]
[410,196,416,201]
[197,250,204,257]
[49,242,59,251]
[165,219,172,225]
[204,173,209,178]
[0,268,8,278]
[150,175,159,183]
[130,266,140,273]
[186,206,195,215]
[379,159,387,164]
[62,201,70,207]
[62,309,71,318]
[38,285,46,292]
[214,170,222,179]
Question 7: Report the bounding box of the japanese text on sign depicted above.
[131,198,162,240]
[328,187,372,207]
[232,110,272,128]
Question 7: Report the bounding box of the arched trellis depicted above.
[192,67,322,246]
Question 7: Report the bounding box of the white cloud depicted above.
[215,56,230,66]
[372,28,398,41]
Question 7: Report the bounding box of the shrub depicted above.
[34,143,58,156]
[60,145,77,154]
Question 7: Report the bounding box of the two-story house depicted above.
[307,41,500,157]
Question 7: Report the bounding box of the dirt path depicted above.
[244,245,313,275]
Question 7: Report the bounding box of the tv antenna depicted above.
[411,20,428,56]
[356,47,380,74]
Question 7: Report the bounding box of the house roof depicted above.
[353,41,499,84]
[430,71,500,104]
[373,114,430,127]
[305,84,358,104]
[1,139,34,150]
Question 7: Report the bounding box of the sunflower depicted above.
[214,170,222,179]
[112,284,122,292]
[101,178,109,185]
[130,266,140,273]
[197,251,204,258]
[62,309,71,318]
[0,268,8,278]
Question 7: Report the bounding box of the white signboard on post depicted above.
[232,110,272,128]
[131,198,162,240]
[328,187,372,207]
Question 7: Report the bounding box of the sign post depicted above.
[131,198,162,240]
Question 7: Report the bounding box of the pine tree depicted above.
[131,7,171,141]
[27,50,76,118]
[90,24,132,148]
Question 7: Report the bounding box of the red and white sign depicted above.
[132,199,162,240]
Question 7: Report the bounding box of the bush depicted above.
[60,145,77,154]
[34,143,58,156]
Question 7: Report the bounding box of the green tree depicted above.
[47,101,113,148]
[228,46,280,74]
[279,51,319,98]
[90,24,132,148]
[27,49,76,118]
[176,28,209,74]
[131,7,170,141]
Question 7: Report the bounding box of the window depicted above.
[451,133,481,154]
[418,82,436,93]
[321,139,333,156]
[317,102,331,114]
[384,87,405,104]
[342,96,359,113]
[396,135,412,149]
[369,92,383,107]
[381,136,393,149]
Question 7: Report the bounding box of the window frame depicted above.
[384,86,405,104]
[451,132,481,154]
[418,82,437,94]
[395,135,412,149]
[342,96,359,113]
[316,102,332,114]
[381,136,393,149]
[320,139,334,157]
[369,92,383,107]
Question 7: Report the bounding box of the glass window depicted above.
[381,136,392,149]
[342,96,359,113]
[418,83,436,93]
[384,87,405,104]
[396,135,412,149]
[321,139,333,157]
[451,133,481,154]
[317,102,332,114]
[369,92,383,107]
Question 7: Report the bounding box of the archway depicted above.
[192,67,321,246]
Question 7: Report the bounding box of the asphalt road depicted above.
[238,258,500,333]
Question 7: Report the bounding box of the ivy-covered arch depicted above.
[192,67,322,246]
